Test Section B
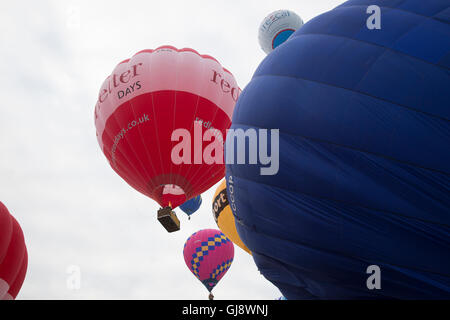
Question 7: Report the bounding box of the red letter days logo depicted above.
[211,70,240,102]
[97,62,143,104]
[95,62,144,121]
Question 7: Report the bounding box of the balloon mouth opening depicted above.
[158,184,187,208]
[201,278,218,292]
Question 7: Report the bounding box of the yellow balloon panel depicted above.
[212,180,251,255]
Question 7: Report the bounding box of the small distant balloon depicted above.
[258,9,304,54]
[183,229,234,299]
[179,195,202,218]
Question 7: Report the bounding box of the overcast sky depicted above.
[0,0,344,300]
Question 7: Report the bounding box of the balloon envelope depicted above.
[0,202,27,300]
[95,46,239,209]
[226,0,450,299]
[183,229,234,292]
[179,195,202,216]
[212,180,251,254]
[258,9,304,54]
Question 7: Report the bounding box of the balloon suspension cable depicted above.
[209,292,214,300]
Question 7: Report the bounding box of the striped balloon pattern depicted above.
[0,202,27,300]
[183,229,234,292]
[94,46,239,210]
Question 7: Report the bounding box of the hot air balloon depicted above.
[226,0,450,299]
[258,9,304,55]
[183,229,234,299]
[179,195,202,219]
[212,180,251,254]
[0,202,28,300]
[94,46,239,232]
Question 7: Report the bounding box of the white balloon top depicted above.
[258,9,304,55]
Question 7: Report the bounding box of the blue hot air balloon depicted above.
[225,0,450,299]
[179,195,202,218]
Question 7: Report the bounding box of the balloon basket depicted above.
[157,206,180,233]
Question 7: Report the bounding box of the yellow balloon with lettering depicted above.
[212,180,251,255]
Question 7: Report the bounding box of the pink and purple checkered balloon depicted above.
[183,229,234,294]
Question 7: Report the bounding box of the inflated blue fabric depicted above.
[179,196,202,216]
[225,0,450,299]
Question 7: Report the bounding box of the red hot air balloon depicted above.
[0,202,28,300]
[183,229,234,299]
[94,46,239,219]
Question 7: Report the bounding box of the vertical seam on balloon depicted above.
[95,76,117,153]
[107,103,150,191]
[123,98,153,187]
[0,219,25,299]
[0,212,13,300]
[97,122,147,194]
[168,50,182,195]
[95,77,115,155]
[7,240,27,299]
[192,123,229,199]
[125,54,159,191]
[0,211,13,265]
[146,56,169,201]
[97,67,151,189]
[174,54,207,198]
[150,97,167,176]
[187,69,231,196]
[187,95,221,182]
